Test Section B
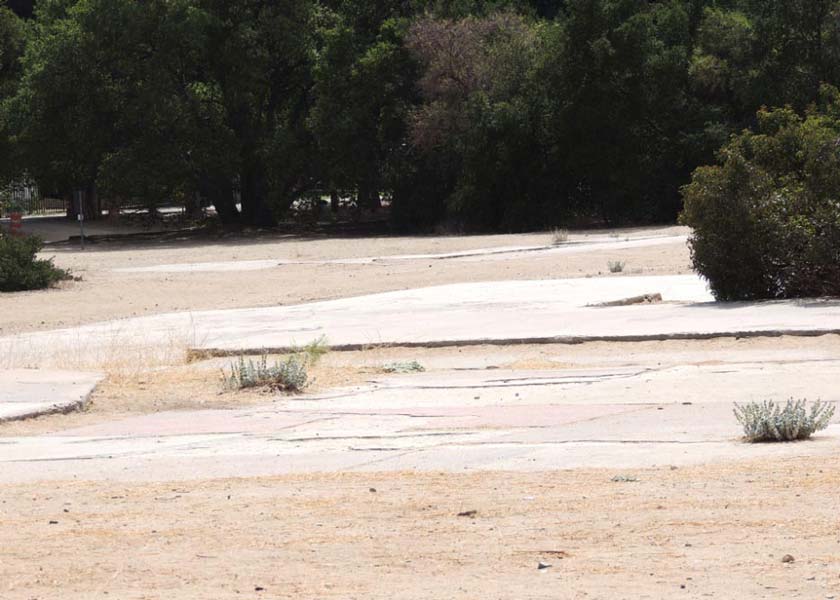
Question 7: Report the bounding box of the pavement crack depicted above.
[274,431,473,443]
[373,369,659,391]
[271,409,455,419]
[455,439,724,447]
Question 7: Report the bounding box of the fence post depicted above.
[75,189,86,249]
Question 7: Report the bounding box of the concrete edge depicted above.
[0,381,101,424]
[187,328,840,360]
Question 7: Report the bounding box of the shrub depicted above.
[734,399,835,442]
[0,234,70,292]
[223,354,309,392]
[681,87,840,300]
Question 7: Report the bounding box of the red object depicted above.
[9,212,23,236]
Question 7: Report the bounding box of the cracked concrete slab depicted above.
[0,370,103,422]
[0,360,836,482]
[3,275,839,368]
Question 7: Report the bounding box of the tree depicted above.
[742,0,840,111]
[5,0,179,218]
[6,0,840,234]
[404,12,543,229]
[681,86,840,300]
[195,0,316,225]
[0,6,24,183]
[4,0,316,225]
[537,0,697,224]
[309,1,417,213]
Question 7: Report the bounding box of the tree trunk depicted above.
[330,189,340,213]
[107,196,122,222]
[65,190,77,220]
[201,174,240,224]
[66,185,100,221]
[84,182,100,221]
[240,162,276,227]
[369,189,381,212]
[358,182,381,213]
[184,192,204,220]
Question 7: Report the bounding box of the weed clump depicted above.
[550,228,569,245]
[734,399,835,442]
[294,336,329,364]
[222,337,330,393]
[607,260,625,273]
[223,354,309,392]
[382,360,425,374]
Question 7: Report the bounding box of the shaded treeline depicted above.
[1,0,839,230]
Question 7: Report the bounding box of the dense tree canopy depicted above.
[3,0,840,230]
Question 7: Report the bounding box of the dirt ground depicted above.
[1,459,838,599]
[2,224,839,599]
[0,226,690,335]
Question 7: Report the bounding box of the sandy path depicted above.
[2,459,838,599]
[0,227,691,335]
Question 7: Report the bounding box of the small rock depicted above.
[457,510,477,518]
[255,586,265,592]
[538,562,551,570]
[48,520,58,525]
[781,554,795,564]
[369,488,377,493]
[611,475,639,483]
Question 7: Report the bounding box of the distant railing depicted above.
[1,182,65,215]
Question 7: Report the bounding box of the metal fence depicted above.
[1,183,65,215]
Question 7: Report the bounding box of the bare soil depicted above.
[2,458,838,599]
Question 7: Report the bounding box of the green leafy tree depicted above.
[538,0,697,223]
[0,6,25,184]
[404,12,543,229]
[309,2,417,212]
[196,0,316,225]
[5,0,315,225]
[5,0,183,218]
[6,0,840,234]
[682,86,840,300]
